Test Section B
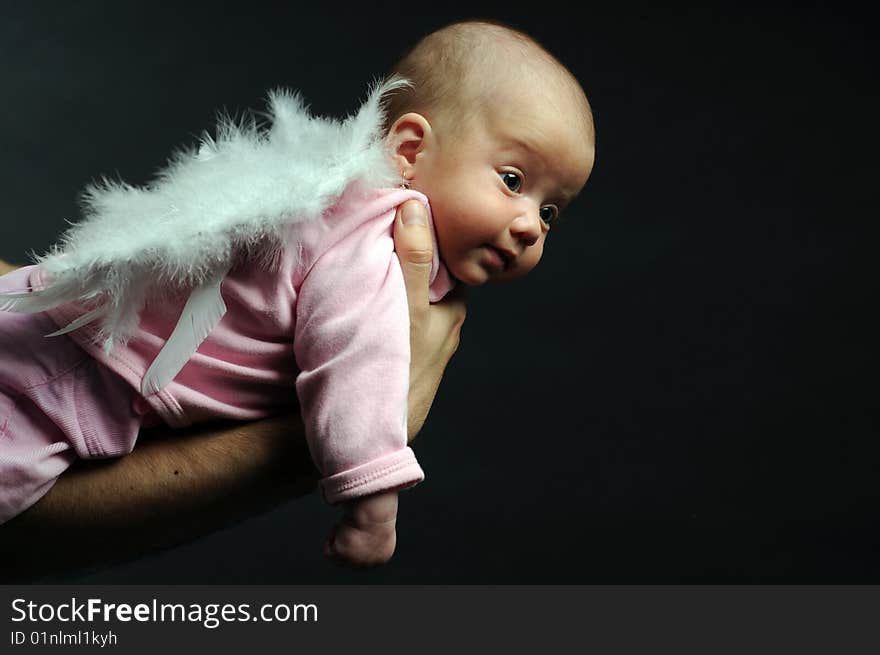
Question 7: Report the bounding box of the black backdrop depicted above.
[1,1,876,583]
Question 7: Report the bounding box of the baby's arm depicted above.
[326,201,464,566]
[294,199,435,566]
[323,201,466,566]
[295,231,412,564]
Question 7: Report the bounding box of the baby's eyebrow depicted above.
[504,136,545,163]
[559,187,580,207]
[557,192,575,210]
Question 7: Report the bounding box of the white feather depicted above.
[0,278,99,313]
[141,270,228,396]
[45,305,108,337]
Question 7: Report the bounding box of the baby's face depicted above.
[395,88,594,285]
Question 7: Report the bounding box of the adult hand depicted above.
[394,200,467,442]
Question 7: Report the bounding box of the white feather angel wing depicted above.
[141,269,228,396]
[0,76,409,393]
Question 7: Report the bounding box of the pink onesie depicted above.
[0,186,454,523]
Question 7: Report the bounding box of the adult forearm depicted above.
[0,258,19,275]
[0,415,317,581]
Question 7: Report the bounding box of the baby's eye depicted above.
[500,172,522,193]
[539,206,559,226]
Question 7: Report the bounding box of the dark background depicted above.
[1,1,876,582]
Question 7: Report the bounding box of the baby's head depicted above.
[382,20,595,284]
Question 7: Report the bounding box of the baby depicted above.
[0,20,594,566]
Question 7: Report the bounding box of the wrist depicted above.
[344,490,399,526]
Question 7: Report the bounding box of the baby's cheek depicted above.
[519,243,545,275]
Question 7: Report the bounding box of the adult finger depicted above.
[392,200,433,314]
[434,283,467,329]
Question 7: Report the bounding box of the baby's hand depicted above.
[324,490,398,566]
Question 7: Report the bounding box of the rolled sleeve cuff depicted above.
[320,447,424,504]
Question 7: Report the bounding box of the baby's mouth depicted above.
[484,245,511,271]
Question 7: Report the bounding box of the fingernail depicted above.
[402,203,426,226]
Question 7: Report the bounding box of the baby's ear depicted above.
[385,112,432,177]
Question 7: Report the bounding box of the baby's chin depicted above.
[447,260,524,286]
[446,259,491,286]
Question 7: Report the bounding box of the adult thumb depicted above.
[394,200,434,309]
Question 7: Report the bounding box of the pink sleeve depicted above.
[293,211,423,504]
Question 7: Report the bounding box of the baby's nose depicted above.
[510,214,541,247]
